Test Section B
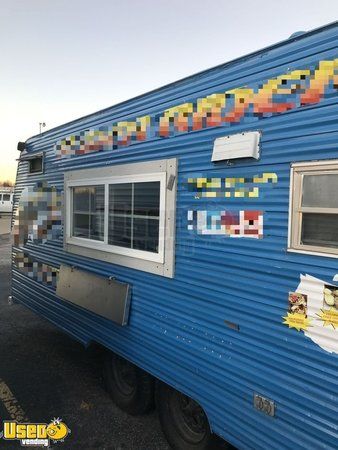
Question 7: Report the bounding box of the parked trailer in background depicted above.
[0,188,13,215]
[12,22,338,450]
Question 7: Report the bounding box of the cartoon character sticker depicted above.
[46,418,70,441]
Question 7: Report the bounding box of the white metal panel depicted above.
[212,131,260,162]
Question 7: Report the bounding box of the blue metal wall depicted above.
[12,23,338,449]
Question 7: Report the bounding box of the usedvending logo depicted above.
[0,417,70,447]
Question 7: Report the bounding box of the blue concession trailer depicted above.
[12,22,338,450]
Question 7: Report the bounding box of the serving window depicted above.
[65,159,177,277]
[289,160,338,257]
[72,185,105,241]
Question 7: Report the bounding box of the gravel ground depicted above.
[0,230,170,450]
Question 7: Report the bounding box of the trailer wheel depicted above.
[103,352,154,415]
[156,382,217,450]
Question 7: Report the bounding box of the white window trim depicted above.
[64,158,177,278]
[66,173,166,264]
[288,159,338,258]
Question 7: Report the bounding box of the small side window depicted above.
[29,156,43,174]
[3,194,10,201]
[289,160,338,257]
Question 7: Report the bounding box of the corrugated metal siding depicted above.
[12,23,338,450]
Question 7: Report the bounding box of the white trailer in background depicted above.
[0,188,13,215]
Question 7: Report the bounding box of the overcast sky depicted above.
[0,0,337,182]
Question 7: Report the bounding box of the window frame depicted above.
[28,154,44,175]
[20,151,44,175]
[67,173,166,263]
[288,159,338,258]
[64,158,177,278]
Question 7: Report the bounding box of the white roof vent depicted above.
[212,131,261,162]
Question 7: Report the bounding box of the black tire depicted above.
[103,351,154,415]
[156,381,225,450]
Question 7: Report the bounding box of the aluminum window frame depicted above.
[288,159,338,258]
[19,151,45,175]
[64,158,177,278]
[27,153,44,175]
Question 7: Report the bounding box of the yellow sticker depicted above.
[317,308,338,329]
[283,312,312,331]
